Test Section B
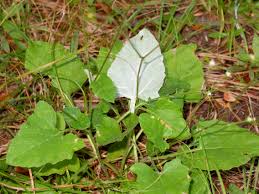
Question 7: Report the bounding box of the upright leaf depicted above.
[127,159,190,194]
[6,101,85,168]
[108,29,165,113]
[160,44,204,102]
[179,120,259,170]
[25,41,87,97]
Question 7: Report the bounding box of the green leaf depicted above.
[56,112,66,131]
[145,98,190,140]
[128,159,190,194]
[106,138,128,161]
[34,155,80,176]
[3,21,24,40]
[252,34,259,66]
[237,48,250,62]
[106,114,138,160]
[108,29,165,113]
[146,141,161,156]
[0,35,10,53]
[179,120,259,170]
[91,74,116,102]
[95,116,122,146]
[91,101,111,127]
[123,113,139,130]
[2,21,27,51]
[96,40,123,74]
[63,107,90,129]
[189,169,210,194]
[139,113,169,153]
[6,101,85,168]
[227,184,244,194]
[25,41,87,97]
[0,159,8,171]
[160,44,204,102]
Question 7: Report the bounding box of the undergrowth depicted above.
[0,0,259,193]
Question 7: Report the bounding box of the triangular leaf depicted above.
[108,29,165,113]
[6,101,85,168]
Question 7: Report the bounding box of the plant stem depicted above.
[86,131,108,177]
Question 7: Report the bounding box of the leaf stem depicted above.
[86,131,108,177]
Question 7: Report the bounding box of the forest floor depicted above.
[0,0,259,193]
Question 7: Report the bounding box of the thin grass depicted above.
[0,0,259,193]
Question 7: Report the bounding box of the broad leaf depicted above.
[145,98,190,140]
[128,159,190,194]
[179,120,259,170]
[6,101,85,168]
[139,113,169,153]
[63,107,90,129]
[25,41,87,97]
[160,44,204,102]
[34,155,80,176]
[108,28,165,113]
[95,116,122,146]
[189,169,210,194]
[91,73,116,102]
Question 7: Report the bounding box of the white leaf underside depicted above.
[108,29,165,112]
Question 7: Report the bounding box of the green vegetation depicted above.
[0,0,258,193]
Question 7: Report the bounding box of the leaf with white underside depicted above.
[6,101,85,168]
[108,29,165,113]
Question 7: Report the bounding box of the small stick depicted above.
[28,169,35,194]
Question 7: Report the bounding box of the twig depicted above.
[28,169,35,194]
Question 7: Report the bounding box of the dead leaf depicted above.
[223,92,236,102]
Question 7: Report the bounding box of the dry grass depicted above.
[0,0,259,193]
